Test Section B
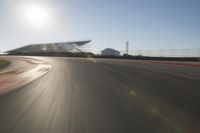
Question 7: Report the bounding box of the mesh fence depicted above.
[108,49,200,57]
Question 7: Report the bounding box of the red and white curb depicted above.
[0,57,52,94]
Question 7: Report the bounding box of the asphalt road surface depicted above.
[0,57,200,133]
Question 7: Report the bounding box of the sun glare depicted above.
[24,4,49,26]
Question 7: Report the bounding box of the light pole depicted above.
[126,41,129,55]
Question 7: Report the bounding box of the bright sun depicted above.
[24,4,49,26]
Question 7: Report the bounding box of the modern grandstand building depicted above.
[7,40,91,54]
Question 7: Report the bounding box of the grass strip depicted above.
[0,60,10,70]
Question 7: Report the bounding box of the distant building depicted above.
[101,48,120,56]
[7,40,91,54]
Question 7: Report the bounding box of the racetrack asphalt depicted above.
[0,57,200,133]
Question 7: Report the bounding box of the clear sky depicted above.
[0,0,200,53]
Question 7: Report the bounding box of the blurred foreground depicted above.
[0,57,200,133]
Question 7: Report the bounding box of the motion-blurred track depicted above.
[0,57,200,133]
